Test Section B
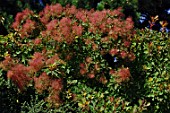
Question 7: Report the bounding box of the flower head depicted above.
[7,64,31,91]
[117,68,131,82]
[29,52,45,72]
[34,72,50,93]
[109,48,119,56]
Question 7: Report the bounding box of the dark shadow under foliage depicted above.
[0,70,20,113]
[0,23,8,36]
[0,70,38,113]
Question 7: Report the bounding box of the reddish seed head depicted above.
[109,69,116,75]
[46,54,59,66]
[7,70,13,79]
[125,17,134,30]
[12,22,20,30]
[51,3,63,15]
[118,68,131,82]
[128,53,136,61]
[34,72,50,93]
[29,52,45,72]
[86,57,92,63]
[46,19,58,31]
[99,76,108,84]
[15,12,23,22]
[1,55,15,70]
[68,5,77,15]
[34,38,42,45]
[79,63,86,68]
[124,41,131,47]
[76,10,87,22]
[87,73,95,79]
[120,51,127,59]
[72,25,83,36]
[7,64,31,91]
[40,15,50,24]
[51,78,63,91]
[80,68,87,75]
[109,48,119,56]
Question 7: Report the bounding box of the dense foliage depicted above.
[131,29,170,112]
[0,2,169,113]
[0,0,138,32]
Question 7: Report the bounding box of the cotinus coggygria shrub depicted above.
[0,3,137,112]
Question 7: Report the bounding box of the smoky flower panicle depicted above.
[34,72,50,93]
[28,52,46,72]
[7,64,31,91]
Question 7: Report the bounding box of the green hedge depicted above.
[131,29,170,112]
